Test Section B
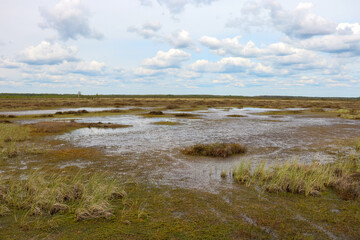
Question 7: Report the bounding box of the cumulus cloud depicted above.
[167,30,199,51]
[190,57,273,75]
[145,0,218,14]
[199,35,331,72]
[199,36,263,57]
[19,41,78,65]
[267,1,335,39]
[44,60,107,76]
[39,0,103,41]
[128,24,198,51]
[296,23,360,56]
[0,57,24,69]
[67,60,106,76]
[127,22,162,39]
[228,0,335,39]
[142,49,191,69]
[199,35,301,58]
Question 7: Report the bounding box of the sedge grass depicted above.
[0,171,126,220]
[232,152,360,199]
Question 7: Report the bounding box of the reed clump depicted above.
[0,171,126,220]
[182,143,246,158]
[232,152,360,199]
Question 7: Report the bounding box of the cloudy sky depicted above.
[1,0,360,96]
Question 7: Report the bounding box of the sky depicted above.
[0,0,360,97]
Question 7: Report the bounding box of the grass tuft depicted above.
[182,143,246,158]
[152,121,180,126]
[232,152,360,199]
[0,171,126,220]
[227,114,246,118]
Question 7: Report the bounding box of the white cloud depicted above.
[168,30,198,50]
[53,60,106,76]
[190,57,266,74]
[128,24,198,51]
[39,0,103,41]
[297,22,360,55]
[142,49,191,69]
[155,0,218,14]
[228,0,335,39]
[267,1,336,39]
[133,67,162,77]
[199,36,263,57]
[19,41,78,65]
[199,35,331,72]
[127,22,162,39]
[0,57,24,69]
[199,35,305,59]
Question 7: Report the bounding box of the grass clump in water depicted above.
[227,114,246,118]
[0,171,126,221]
[182,143,246,158]
[152,121,180,125]
[233,152,360,199]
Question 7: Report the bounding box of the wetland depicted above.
[0,95,359,239]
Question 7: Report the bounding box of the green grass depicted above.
[232,152,360,199]
[0,123,30,160]
[182,143,246,158]
[355,139,360,152]
[0,123,29,143]
[0,171,126,221]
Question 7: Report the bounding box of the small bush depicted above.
[182,143,246,158]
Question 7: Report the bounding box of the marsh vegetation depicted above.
[182,143,247,158]
[0,95,360,239]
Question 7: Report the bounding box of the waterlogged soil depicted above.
[2,107,360,239]
[0,106,152,116]
[41,107,360,192]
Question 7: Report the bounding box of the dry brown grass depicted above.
[0,171,126,220]
[182,143,247,158]
[1,97,359,112]
[227,114,246,118]
[28,121,131,134]
[45,147,103,162]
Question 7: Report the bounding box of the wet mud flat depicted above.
[1,106,360,239]
[52,107,360,190]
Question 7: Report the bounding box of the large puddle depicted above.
[50,107,360,192]
[0,106,152,116]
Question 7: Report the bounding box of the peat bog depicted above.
[0,96,360,239]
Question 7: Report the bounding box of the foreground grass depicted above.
[182,143,247,158]
[0,171,126,221]
[0,123,31,160]
[232,151,360,200]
